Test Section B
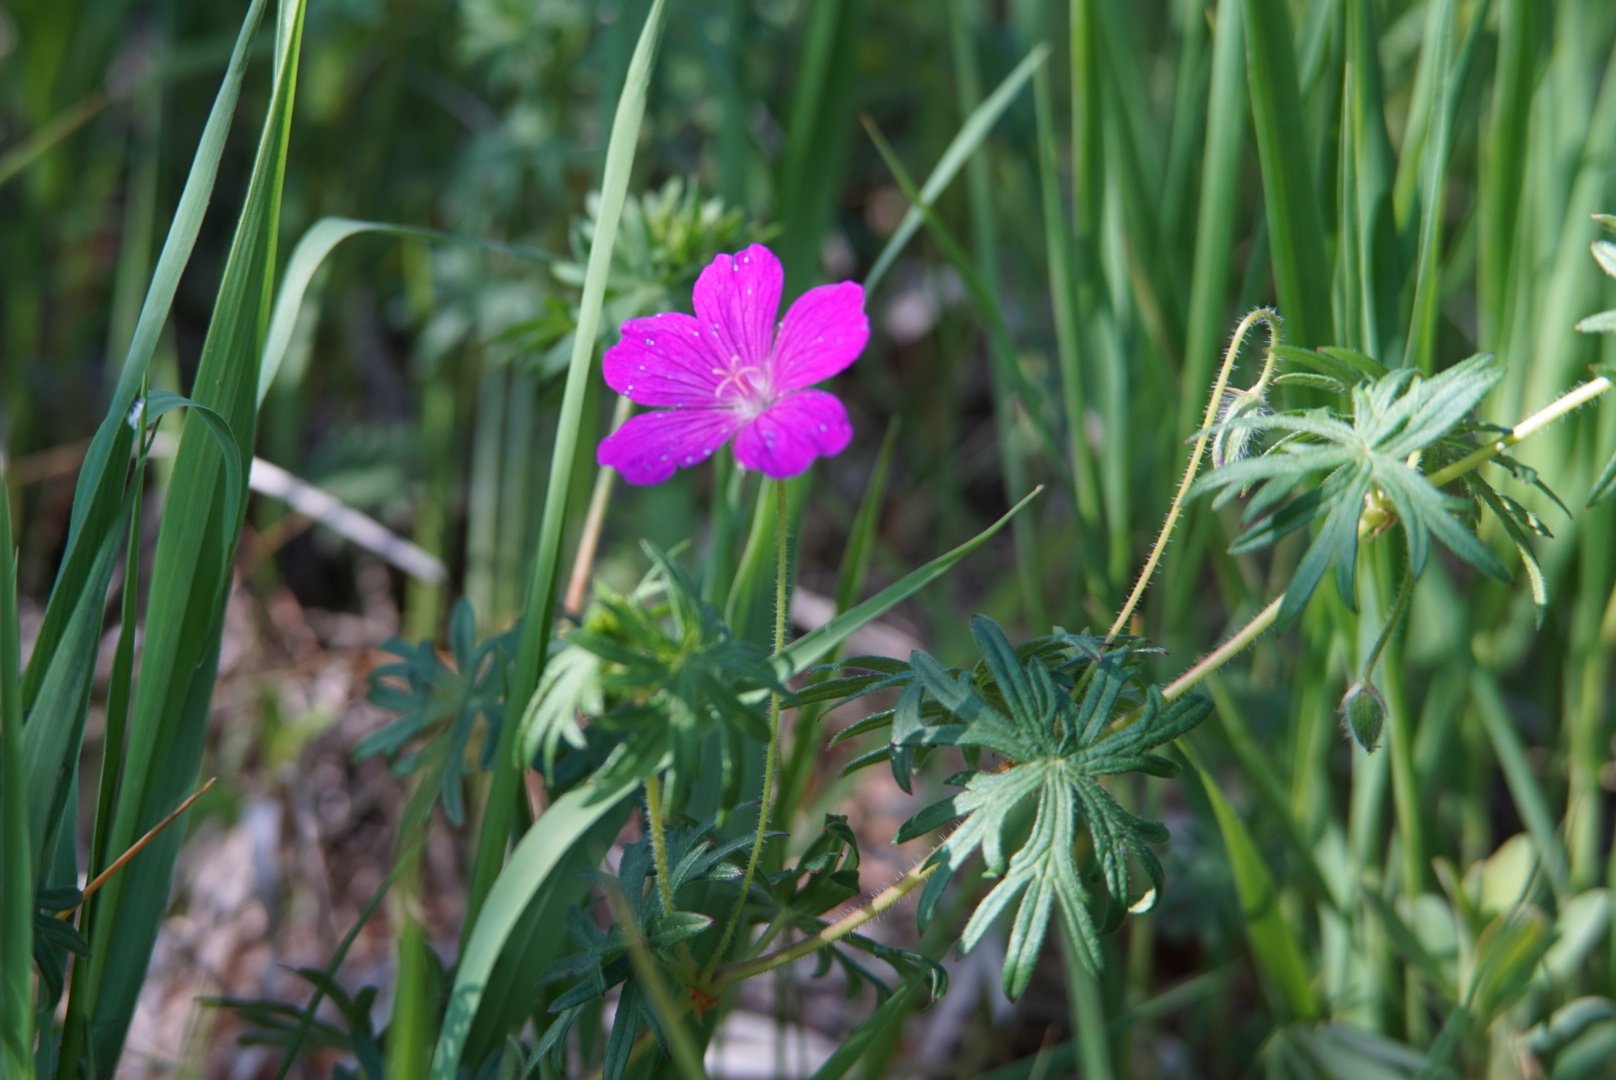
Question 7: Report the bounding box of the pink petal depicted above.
[603,312,727,406]
[692,245,783,375]
[732,390,853,479]
[769,281,868,392]
[597,407,743,486]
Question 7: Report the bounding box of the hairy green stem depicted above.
[706,480,790,977]
[1108,308,1280,641]
[1361,560,1414,684]
[1163,596,1285,702]
[643,773,677,918]
[1426,374,1612,488]
[712,862,937,990]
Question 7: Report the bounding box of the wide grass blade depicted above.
[430,774,640,1078]
[77,0,309,1061]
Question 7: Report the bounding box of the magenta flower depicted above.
[596,244,868,485]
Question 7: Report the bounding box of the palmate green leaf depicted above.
[850,617,1209,997]
[357,600,516,825]
[547,546,782,816]
[1196,355,1512,625]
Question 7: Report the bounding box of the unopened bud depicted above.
[1340,682,1386,752]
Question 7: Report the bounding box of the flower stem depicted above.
[711,861,937,991]
[1161,596,1284,703]
[643,773,677,917]
[1107,308,1280,642]
[1425,374,1612,489]
[705,480,790,978]
[563,397,633,613]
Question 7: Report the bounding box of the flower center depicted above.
[714,364,772,414]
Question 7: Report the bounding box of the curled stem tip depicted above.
[1107,308,1281,642]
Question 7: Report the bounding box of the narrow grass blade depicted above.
[1178,0,1248,434]
[805,978,926,1080]
[1034,64,1099,531]
[23,0,272,711]
[864,43,1049,293]
[774,0,862,289]
[1470,671,1571,903]
[257,217,551,405]
[0,455,33,1077]
[1403,0,1491,372]
[833,420,900,617]
[466,0,666,935]
[780,486,1042,675]
[1243,0,1332,344]
[62,0,271,545]
[1478,0,1537,342]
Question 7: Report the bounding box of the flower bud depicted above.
[1340,682,1386,752]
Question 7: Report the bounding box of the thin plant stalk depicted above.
[564,397,633,614]
[705,480,791,977]
[1108,308,1280,641]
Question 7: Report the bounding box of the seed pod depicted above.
[1340,682,1386,752]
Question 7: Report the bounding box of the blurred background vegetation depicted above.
[6,0,1616,1075]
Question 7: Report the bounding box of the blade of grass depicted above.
[256,217,551,405]
[431,774,640,1077]
[78,1,309,1061]
[1477,0,1536,344]
[864,42,1050,293]
[1034,64,1100,534]
[1403,0,1492,372]
[779,485,1042,676]
[775,421,900,828]
[1243,0,1332,345]
[774,0,862,291]
[1470,670,1572,903]
[1183,740,1320,1020]
[464,0,667,936]
[23,0,272,712]
[0,453,32,1078]
[947,4,1048,628]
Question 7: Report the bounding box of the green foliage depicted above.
[11,0,1616,1075]
[1195,354,1531,625]
[530,815,741,1074]
[358,599,516,826]
[828,618,1209,997]
[212,964,404,1080]
[524,545,784,812]
[1575,217,1616,507]
[503,177,761,374]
